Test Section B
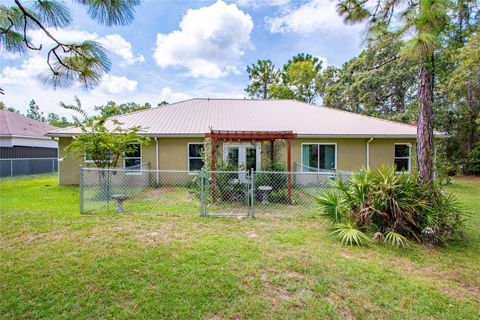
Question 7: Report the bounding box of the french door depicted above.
[223,143,261,174]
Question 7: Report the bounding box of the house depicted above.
[0,109,58,177]
[48,98,420,185]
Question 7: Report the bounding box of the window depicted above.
[394,144,411,172]
[124,144,141,169]
[84,151,111,163]
[188,143,204,171]
[302,144,336,172]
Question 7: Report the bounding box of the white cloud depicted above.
[0,55,140,115]
[92,75,137,96]
[266,0,360,34]
[28,28,144,65]
[158,87,190,103]
[153,1,253,78]
[0,56,48,86]
[0,54,137,96]
[99,34,145,65]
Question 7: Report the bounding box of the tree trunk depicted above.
[417,66,434,182]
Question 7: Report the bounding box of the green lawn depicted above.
[1,175,479,319]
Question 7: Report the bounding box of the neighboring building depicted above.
[48,98,423,185]
[0,109,58,177]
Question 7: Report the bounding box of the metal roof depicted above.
[0,109,58,139]
[47,98,422,138]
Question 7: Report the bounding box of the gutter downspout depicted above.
[366,138,373,169]
[154,137,159,185]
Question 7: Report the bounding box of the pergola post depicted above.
[270,140,275,165]
[210,136,216,202]
[287,138,292,203]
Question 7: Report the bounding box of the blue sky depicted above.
[0,0,364,117]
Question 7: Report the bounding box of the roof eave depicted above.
[46,132,207,138]
[47,132,448,139]
[0,134,56,140]
[296,134,418,139]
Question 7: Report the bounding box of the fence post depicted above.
[10,159,13,177]
[250,168,255,218]
[199,170,205,216]
[79,166,84,214]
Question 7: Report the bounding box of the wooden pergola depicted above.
[205,130,297,202]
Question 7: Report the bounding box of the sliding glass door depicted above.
[301,143,336,172]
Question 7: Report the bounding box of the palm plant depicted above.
[332,222,370,246]
[317,166,465,246]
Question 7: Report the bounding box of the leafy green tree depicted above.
[26,99,45,121]
[283,53,323,74]
[94,101,151,117]
[61,96,149,169]
[245,60,280,99]
[336,0,451,182]
[270,60,322,103]
[158,100,169,106]
[0,0,140,93]
[447,32,479,138]
[47,112,71,128]
[320,40,418,122]
[445,32,480,173]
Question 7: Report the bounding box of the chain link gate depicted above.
[199,170,255,218]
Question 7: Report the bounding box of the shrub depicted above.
[317,166,466,246]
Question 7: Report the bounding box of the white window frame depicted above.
[222,142,261,171]
[187,142,205,173]
[394,143,411,173]
[300,143,338,172]
[123,143,142,175]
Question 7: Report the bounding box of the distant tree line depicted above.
[0,99,166,128]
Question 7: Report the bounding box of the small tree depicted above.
[270,60,323,103]
[245,59,280,99]
[61,96,150,169]
[47,112,71,128]
[94,101,152,117]
[27,99,45,121]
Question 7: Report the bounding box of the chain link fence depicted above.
[80,167,352,217]
[0,158,58,178]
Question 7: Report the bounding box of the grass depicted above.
[1,175,479,319]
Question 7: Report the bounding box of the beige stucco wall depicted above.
[369,138,416,170]
[57,136,416,185]
[58,137,83,185]
[271,137,416,171]
[157,137,205,170]
[58,137,206,185]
